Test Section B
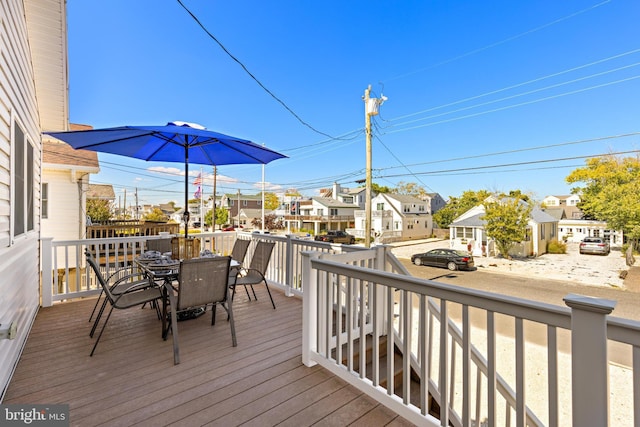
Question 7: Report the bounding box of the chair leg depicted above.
[90,306,114,357]
[249,284,258,301]
[264,282,276,309]
[89,290,104,322]
[226,302,237,347]
[90,297,110,338]
[211,304,217,325]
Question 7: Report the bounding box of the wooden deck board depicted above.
[3,288,413,426]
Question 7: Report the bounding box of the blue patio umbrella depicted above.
[45,121,287,237]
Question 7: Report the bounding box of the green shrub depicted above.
[547,240,567,254]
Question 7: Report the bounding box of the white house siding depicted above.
[41,169,89,240]
[0,0,62,399]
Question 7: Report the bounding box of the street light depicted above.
[363,85,387,248]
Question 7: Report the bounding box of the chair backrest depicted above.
[248,241,275,274]
[230,238,251,263]
[84,249,116,303]
[146,238,172,253]
[177,256,231,310]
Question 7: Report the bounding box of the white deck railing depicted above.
[301,248,640,427]
[39,234,640,426]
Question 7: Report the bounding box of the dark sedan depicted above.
[411,248,475,271]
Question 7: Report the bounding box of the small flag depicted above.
[194,186,202,199]
[193,172,202,186]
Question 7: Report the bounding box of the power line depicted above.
[390,47,640,124]
[387,75,640,134]
[379,149,640,179]
[176,0,342,140]
[388,61,640,130]
[383,0,613,83]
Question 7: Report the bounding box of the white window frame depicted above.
[11,118,35,243]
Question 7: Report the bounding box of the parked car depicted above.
[222,225,243,231]
[579,237,610,255]
[314,230,356,244]
[411,248,475,271]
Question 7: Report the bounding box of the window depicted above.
[455,227,473,239]
[242,200,247,206]
[330,208,338,216]
[343,196,353,203]
[13,121,34,237]
[593,229,600,237]
[376,203,384,211]
[403,205,410,213]
[540,224,546,240]
[551,223,556,238]
[42,183,48,219]
[418,205,425,212]
[317,209,324,216]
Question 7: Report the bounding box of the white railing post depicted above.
[41,237,54,307]
[564,294,616,427]
[374,245,389,335]
[302,250,320,366]
[285,234,294,296]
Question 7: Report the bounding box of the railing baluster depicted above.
[516,317,525,427]
[420,294,428,416]
[487,310,496,426]
[403,289,411,405]
[635,345,640,426]
[440,299,449,426]
[462,304,471,427]
[387,286,394,396]
[547,325,559,427]
[359,278,366,379]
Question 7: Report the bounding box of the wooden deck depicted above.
[4,288,414,426]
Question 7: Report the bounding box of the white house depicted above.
[42,130,99,240]
[542,194,581,208]
[0,0,66,397]
[351,193,433,242]
[450,197,559,257]
[542,204,623,246]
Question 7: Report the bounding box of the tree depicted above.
[371,183,391,194]
[251,214,284,231]
[205,207,228,229]
[566,155,640,254]
[393,181,427,198]
[433,190,491,228]
[258,192,279,210]
[142,207,167,222]
[86,199,112,223]
[482,197,532,259]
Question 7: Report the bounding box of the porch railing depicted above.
[301,248,639,427]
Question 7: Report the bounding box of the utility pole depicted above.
[364,86,373,248]
[363,85,387,248]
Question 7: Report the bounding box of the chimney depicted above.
[333,182,339,200]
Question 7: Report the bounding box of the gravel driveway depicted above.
[389,239,628,289]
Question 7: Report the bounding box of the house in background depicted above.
[541,194,623,245]
[42,132,99,239]
[350,193,433,242]
[318,182,366,209]
[424,192,447,214]
[0,0,66,397]
[450,197,558,257]
[221,193,263,227]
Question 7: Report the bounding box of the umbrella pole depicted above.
[184,145,189,239]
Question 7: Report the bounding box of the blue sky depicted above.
[65,0,640,207]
